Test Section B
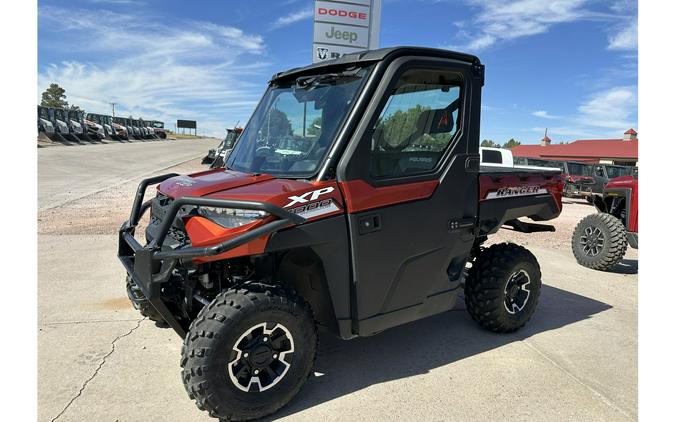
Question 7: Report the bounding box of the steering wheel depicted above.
[255,145,273,158]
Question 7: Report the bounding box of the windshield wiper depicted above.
[295,68,362,89]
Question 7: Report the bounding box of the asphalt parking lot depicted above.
[38,140,637,422]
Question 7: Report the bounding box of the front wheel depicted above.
[181,282,317,421]
[465,243,542,333]
[125,276,165,323]
[572,213,627,271]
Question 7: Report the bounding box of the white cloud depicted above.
[524,86,637,141]
[38,6,269,136]
[449,0,592,51]
[608,20,637,50]
[532,110,559,119]
[577,86,637,130]
[271,8,313,30]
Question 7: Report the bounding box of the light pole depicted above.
[110,102,117,118]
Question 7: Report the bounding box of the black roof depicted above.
[271,46,481,82]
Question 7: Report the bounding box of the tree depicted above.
[263,108,292,139]
[503,138,521,148]
[481,139,501,148]
[380,104,429,148]
[40,83,68,108]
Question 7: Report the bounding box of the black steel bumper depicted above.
[117,173,305,337]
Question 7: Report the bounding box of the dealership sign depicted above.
[312,0,381,63]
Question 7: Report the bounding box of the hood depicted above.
[85,119,102,129]
[157,169,343,211]
[605,175,637,189]
[158,169,276,198]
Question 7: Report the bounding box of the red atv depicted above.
[572,174,638,270]
[118,47,563,421]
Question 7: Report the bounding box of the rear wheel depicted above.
[572,213,627,271]
[181,282,317,421]
[465,243,542,333]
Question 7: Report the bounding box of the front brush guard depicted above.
[118,173,305,337]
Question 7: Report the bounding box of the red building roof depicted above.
[510,137,638,162]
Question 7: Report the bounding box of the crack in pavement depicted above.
[42,318,142,326]
[50,317,146,422]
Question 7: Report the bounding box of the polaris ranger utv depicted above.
[572,172,637,271]
[151,120,168,139]
[118,47,562,421]
[202,127,243,166]
[114,117,139,140]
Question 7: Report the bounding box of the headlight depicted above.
[198,207,268,228]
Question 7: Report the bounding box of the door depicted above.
[337,59,482,335]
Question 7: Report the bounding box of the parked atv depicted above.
[114,117,139,140]
[202,127,242,166]
[118,47,563,421]
[67,109,97,143]
[51,108,83,143]
[37,106,56,136]
[572,174,638,271]
[87,113,122,141]
[83,114,106,140]
[150,121,168,139]
[111,118,130,140]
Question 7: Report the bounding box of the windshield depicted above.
[606,166,632,179]
[567,162,593,176]
[226,66,372,177]
[223,129,240,148]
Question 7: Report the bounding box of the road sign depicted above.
[177,119,197,136]
[312,0,381,63]
[177,120,196,129]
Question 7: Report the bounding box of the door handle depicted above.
[448,218,475,231]
[358,214,381,235]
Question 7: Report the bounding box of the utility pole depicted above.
[110,102,117,118]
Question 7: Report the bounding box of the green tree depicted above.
[380,104,430,148]
[40,83,68,108]
[264,108,292,139]
[481,139,501,148]
[503,138,521,148]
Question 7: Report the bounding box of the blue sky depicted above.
[38,0,637,143]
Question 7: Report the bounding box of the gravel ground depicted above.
[489,197,601,250]
[38,158,205,236]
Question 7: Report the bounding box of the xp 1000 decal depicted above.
[285,187,340,219]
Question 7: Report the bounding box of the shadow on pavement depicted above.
[612,259,638,275]
[271,284,611,420]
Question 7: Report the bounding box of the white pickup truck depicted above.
[480,147,558,172]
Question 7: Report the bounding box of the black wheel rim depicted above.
[503,269,531,315]
[227,322,294,392]
[580,226,604,256]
